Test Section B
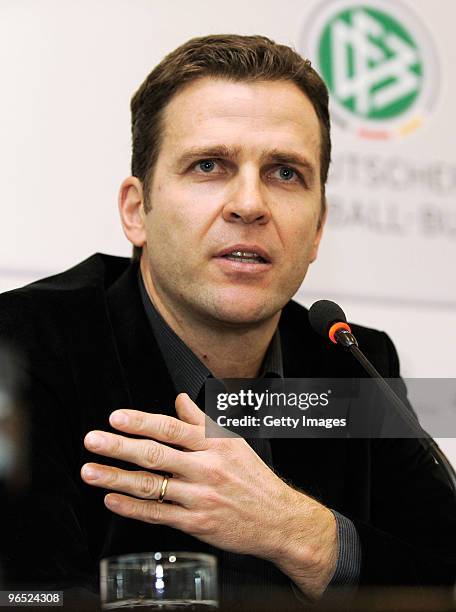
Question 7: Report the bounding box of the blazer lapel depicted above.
[106,263,177,417]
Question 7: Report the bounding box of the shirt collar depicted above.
[138,271,283,402]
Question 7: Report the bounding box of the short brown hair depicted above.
[130,34,331,260]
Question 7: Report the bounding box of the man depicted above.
[1,35,455,608]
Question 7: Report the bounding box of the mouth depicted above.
[213,244,272,276]
[214,244,272,265]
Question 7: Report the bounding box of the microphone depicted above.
[308,299,456,497]
[308,299,357,348]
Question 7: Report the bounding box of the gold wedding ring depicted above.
[158,476,169,503]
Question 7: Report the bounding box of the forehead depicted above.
[159,77,321,169]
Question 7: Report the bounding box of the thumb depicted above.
[175,392,205,426]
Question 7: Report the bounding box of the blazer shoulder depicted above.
[282,298,389,340]
[0,252,129,302]
[0,253,130,352]
[281,299,400,377]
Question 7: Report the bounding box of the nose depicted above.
[222,170,270,225]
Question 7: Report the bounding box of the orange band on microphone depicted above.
[328,322,352,344]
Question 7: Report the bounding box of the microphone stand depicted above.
[335,328,456,498]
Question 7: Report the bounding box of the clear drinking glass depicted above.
[100,552,218,611]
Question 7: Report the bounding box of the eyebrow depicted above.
[176,145,242,167]
[263,148,316,179]
[175,145,316,180]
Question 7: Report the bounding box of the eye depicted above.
[274,166,299,182]
[195,159,217,173]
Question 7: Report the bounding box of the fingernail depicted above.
[106,495,119,507]
[82,465,99,480]
[111,411,128,426]
[85,432,105,450]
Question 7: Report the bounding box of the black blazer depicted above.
[1,254,455,605]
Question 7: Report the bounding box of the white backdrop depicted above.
[1,0,455,464]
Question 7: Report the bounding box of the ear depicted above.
[118,177,146,248]
[309,204,327,264]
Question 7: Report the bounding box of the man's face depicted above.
[141,77,325,326]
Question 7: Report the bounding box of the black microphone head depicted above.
[308,300,347,339]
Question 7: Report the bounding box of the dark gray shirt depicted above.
[138,272,361,587]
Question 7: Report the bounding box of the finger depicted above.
[109,408,208,451]
[175,393,205,426]
[80,463,193,505]
[104,492,187,528]
[84,431,199,478]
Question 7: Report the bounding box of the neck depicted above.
[140,260,280,379]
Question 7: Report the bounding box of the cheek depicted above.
[154,182,219,230]
[278,220,320,286]
[145,197,209,268]
[286,214,318,254]
[146,197,190,244]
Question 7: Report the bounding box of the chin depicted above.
[208,299,279,327]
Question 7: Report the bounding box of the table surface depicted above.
[51,586,456,612]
